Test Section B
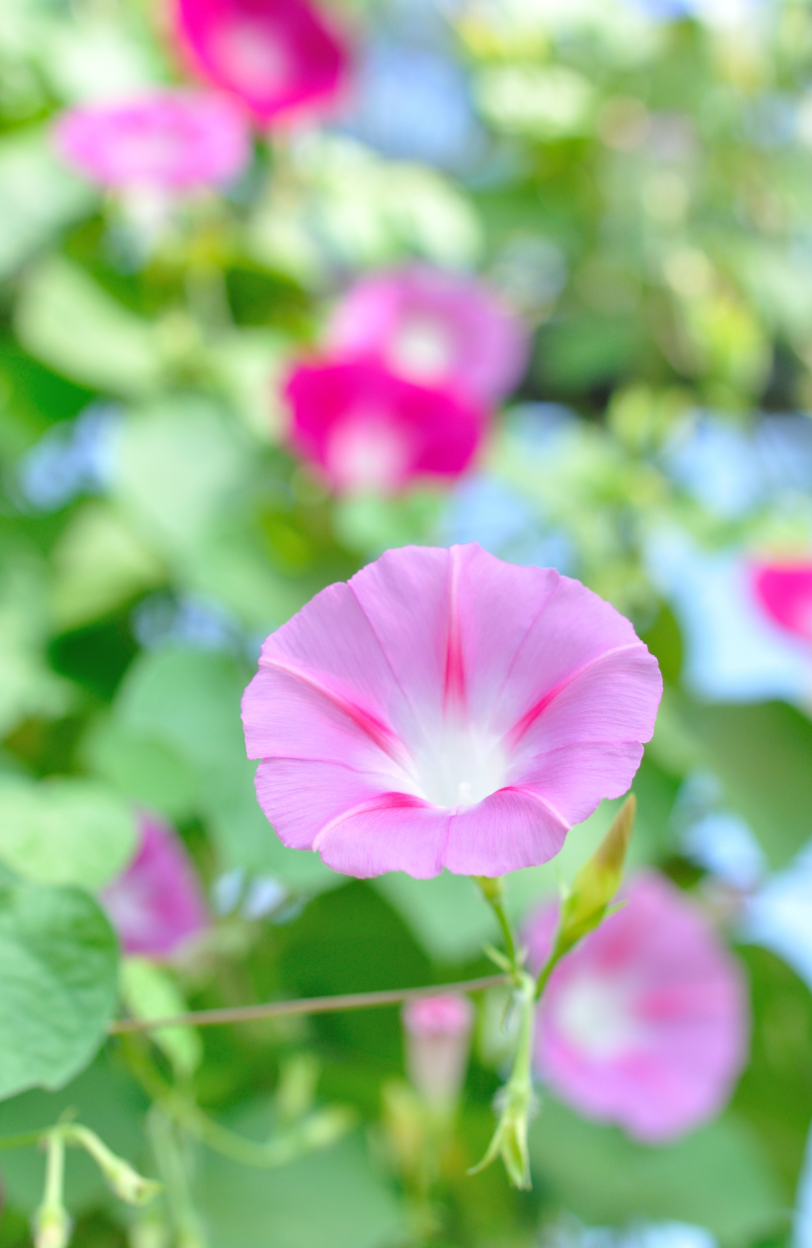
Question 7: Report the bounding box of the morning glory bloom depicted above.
[526,872,749,1142]
[284,358,487,492]
[172,0,350,126]
[241,544,661,878]
[647,530,812,706]
[53,90,251,193]
[327,266,529,407]
[101,814,210,960]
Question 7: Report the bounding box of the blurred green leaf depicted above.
[195,1127,405,1248]
[0,775,136,890]
[684,701,812,869]
[0,869,118,1100]
[119,957,202,1080]
[15,257,163,396]
[530,1099,784,1244]
[0,133,93,280]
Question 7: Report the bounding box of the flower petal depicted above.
[443,787,570,875]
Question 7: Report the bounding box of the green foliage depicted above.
[0,869,118,1100]
[0,775,136,889]
[530,1100,785,1244]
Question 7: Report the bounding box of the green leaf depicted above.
[15,257,164,396]
[0,132,93,280]
[529,1099,784,1244]
[0,776,137,891]
[683,700,812,869]
[0,874,119,1100]
[195,1126,405,1248]
[119,957,201,1080]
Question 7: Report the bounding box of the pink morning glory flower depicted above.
[53,90,251,194]
[101,814,210,960]
[648,530,812,706]
[172,0,350,126]
[327,266,530,405]
[241,544,662,879]
[284,359,487,492]
[526,871,749,1142]
[751,562,812,645]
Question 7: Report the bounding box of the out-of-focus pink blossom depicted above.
[403,994,474,1108]
[53,90,251,193]
[172,0,350,125]
[526,871,748,1142]
[327,266,529,405]
[751,562,812,645]
[284,359,486,492]
[241,543,662,879]
[101,814,209,960]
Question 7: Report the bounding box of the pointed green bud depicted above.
[468,973,537,1189]
[67,1126,160,1206]
[554,794,636,962]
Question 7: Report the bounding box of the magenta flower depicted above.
[327,266,529,405]
[403,994,474,1108]
[751,561,812,645]
[284,359,486,492]
[53,90,251,194]
[526,871,748,1142]
[172,0,349,126]
[241,544,662,879]
[101,814,210,960]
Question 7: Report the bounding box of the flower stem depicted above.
[473,877,522,982]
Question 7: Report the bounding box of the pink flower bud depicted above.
[402,994,474,1108]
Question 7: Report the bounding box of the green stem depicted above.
[474,878,522,983]
[42,1132,66,1213]
[0,1128,51,1151]
[121,1035,353,1169]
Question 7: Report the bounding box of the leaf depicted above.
[195,1126,405,1248]
[0,1056,147,1215]
[112,398,247,557]
[529,1098,784,1244]
[0,776,136,891]
[119,957,201,1080]
[0,132,93,280]
[15,257,164,396]
[0,872,119,1100]
[683,700,812,869]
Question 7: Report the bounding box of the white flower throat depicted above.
[411,720,509,809]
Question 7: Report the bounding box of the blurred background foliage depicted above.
[4,0,812,1246]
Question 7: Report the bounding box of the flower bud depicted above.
[33,1205,72,1248]
[402,994,474,1110]
[554,795,636,962]
[68,1127,160,1206]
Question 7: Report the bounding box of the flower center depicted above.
[212,22,292,95]
[411,721,508,809]
[389,316,453,382]
[326,411,413,490]
[553,973,642,1061]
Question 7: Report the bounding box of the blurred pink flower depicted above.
[526,871,748,1142]
[53,90,251,193]
[172,0,349,125]
[241,544,661,879]
[751,561,812,645]
[101,814,209,960]
[284,359,486,492]
[327,266,529,405]
[403,994,474,1107]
